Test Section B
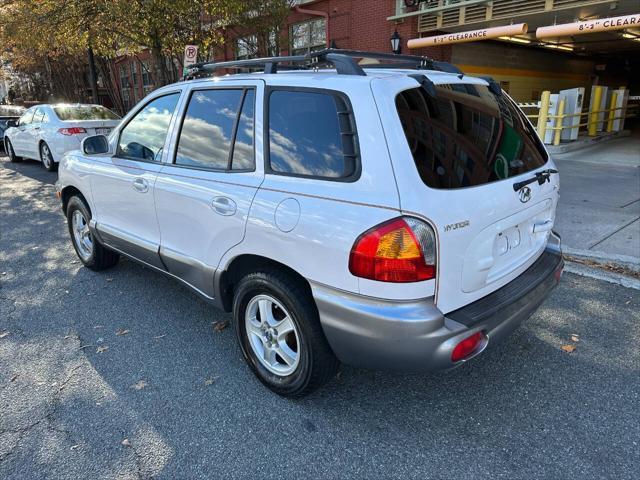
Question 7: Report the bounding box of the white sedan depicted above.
[4,104,121,171]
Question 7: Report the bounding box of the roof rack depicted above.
[183,49,465,79]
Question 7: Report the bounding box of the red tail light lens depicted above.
[58,127,86,136]
[349,217,436,283]
[451,332,486,363]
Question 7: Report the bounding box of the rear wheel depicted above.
[5,140,21,163]
[40,142,57,172]
[66,196,119,271]
[233,270,339,397]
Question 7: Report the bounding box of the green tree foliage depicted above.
[0,0,295,106]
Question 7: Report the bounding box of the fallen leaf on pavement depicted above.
[96,346,109,354]
[212,321,229,332]
[570,334,579,342]
[204,376,220,385]
[131,380,148,390]
[121,438,131,447]
[561,345,577,353]
[116,329,130,336]
[0,331,9,339]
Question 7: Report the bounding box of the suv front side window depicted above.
[117,93,180,162]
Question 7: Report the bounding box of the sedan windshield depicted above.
[54,106,120,121]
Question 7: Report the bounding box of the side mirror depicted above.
[81,135,110,155]
[6,119,17,128]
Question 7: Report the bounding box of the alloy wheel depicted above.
[71,209,93,261]
[41,144,52,169]
[245,294,300,376]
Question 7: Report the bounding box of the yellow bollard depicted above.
[537,91,551,140]
[588,86,603,137]
[554,98,566,146]
[607,91,618,133]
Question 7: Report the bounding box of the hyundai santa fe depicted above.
[55,50,563,397]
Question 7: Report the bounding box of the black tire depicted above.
[5,139,21,163]
[66,196,119,271]
[233,269,339,397]
[40,142,57,172]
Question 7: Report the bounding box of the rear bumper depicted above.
[313,233,563,372]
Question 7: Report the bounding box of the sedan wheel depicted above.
[40,143,56,171]
[6,140,21,163]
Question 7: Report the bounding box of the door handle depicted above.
[211,196,237,216]
[132,178,149,193]
[33,127,40,131]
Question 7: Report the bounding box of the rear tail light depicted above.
[451,332,487,363]
[58,127,86,136]
[349,217,436,283]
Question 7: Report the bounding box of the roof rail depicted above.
[183,49,464,79]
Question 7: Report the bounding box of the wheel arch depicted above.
[217,254,313,313]
[61,185,90,215]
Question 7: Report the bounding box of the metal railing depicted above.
[519,87,638,146]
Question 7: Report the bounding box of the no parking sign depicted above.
[183,45,198,75]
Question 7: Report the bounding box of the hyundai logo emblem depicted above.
[518,186,532,203]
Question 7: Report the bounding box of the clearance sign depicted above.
[408,13,640,48]
[408,24,527,48]
[536,13,640,38]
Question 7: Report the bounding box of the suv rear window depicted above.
[396,84,548,189]
[54,106,120,121]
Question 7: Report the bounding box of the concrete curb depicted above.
[562,246,639,272]
[564,262,640,290]
[548,130,631,155]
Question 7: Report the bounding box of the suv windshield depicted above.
[396,83,548,189]
[54,106,120,121]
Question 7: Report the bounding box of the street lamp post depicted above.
[391,30,402,54]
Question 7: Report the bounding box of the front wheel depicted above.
[66,196,119,271]
[5,139,21,163]
[40,142,57,172]
[233,270,339,397]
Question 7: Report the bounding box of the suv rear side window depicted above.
[396,84,548,189]
[268,90,358,180]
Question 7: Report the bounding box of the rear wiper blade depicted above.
[512,169,558,191]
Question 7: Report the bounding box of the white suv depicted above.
[56,50,563,397]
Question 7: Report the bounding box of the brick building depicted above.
[112,0,639,111]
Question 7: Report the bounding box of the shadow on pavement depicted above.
[1,156,639,479]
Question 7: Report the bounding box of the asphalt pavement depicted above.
[1,155,639,479]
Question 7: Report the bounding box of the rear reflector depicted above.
[451,332,487,363]
[58,127,86,136]
[349,217,436,283]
